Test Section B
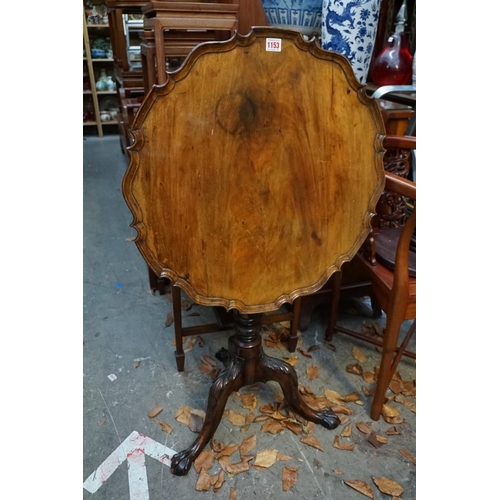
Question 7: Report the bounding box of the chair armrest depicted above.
[385,171,416,200]
[383,135,416,151]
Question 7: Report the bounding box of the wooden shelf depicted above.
[83,2,117,138]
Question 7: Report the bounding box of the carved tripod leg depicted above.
[170,356,244,476]
[259,352,340,429]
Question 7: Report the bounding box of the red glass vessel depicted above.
[371,31,413,86]
[371,0,413,86]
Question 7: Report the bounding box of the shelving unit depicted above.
[83,1,119,137]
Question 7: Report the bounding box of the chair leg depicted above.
[370,294,382,318]
[148,265,169,295]
[325,271,342,341]
[172,286,185,372]
[370,307,407,421]
[287,296,302,352]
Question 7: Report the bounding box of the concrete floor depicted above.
[83,135,416,500]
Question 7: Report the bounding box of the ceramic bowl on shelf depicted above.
[91,48,107,58]
[100,111,111,122]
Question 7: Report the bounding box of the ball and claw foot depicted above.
[170,449,195,476]
[316,408,341,430]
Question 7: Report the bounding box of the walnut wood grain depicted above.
[123,28,386,313]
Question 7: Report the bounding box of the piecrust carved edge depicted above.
[122,27,386,314]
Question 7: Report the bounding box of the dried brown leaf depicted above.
[200,355,217,367]
[254,449,278,468]
[402,381,416,397]
[308,344,322,352]
[367,431,382,448]
[180,299,193,311]
[199,362,215,375]
[298,347,313,358]
[338,414,350,425]
[195,468,211,491]
[324,389,343,404]
[165,311,174,327]
[399,449,416,465]
[229,486,237,500]
[386,426,401,435]
[382,404,400,419]
[385,415,405,424]
[376,435,388,444]
[340,423,352,437]
[147,405,163,418]
[215,443,240,459]
[373,477,404,497]
[307,365,320,380]
[183,336,199,353]
[346,363,363,376]
[352,346,366,363]
[228,411,246,427]
[259,403,275,414]
[132,361,142,369]
[389,379,403,394]
[362,386,373,397]
[329,403,353,415]
[355,422,372,434]
[282,466,298,491]
[239,393,257,411]
[211,439,225,453]
[345,479,374,499]
[239,434,257,457]
[323,342,336,352]
[341,392,360,403]
[270,410,287,421]
[362,371,376,383]
[333,435,355,451]
[254,415,269,423]
[300,434,324,452]
[284,356,299,366]
[284,420,303,435]
[298,384,314,395]
[246,413,255,423]
[226,460,250,475]
[333,468,344,475]
[213,469,225,491]
[152,418,173,434]
[277,453,293,461]
[194,450,215,473]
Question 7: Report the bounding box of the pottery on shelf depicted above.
[105,76,116,92]
[100,111,111,121]
[261,0,323,35]
[321,0,381,84]
[95,79,107,91]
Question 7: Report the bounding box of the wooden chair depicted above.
[122,28,386,475]
[297,132,416,331]
[325,168,416,421]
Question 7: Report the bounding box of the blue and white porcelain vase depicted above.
[321,0,381,83]
[261,0,323,36]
